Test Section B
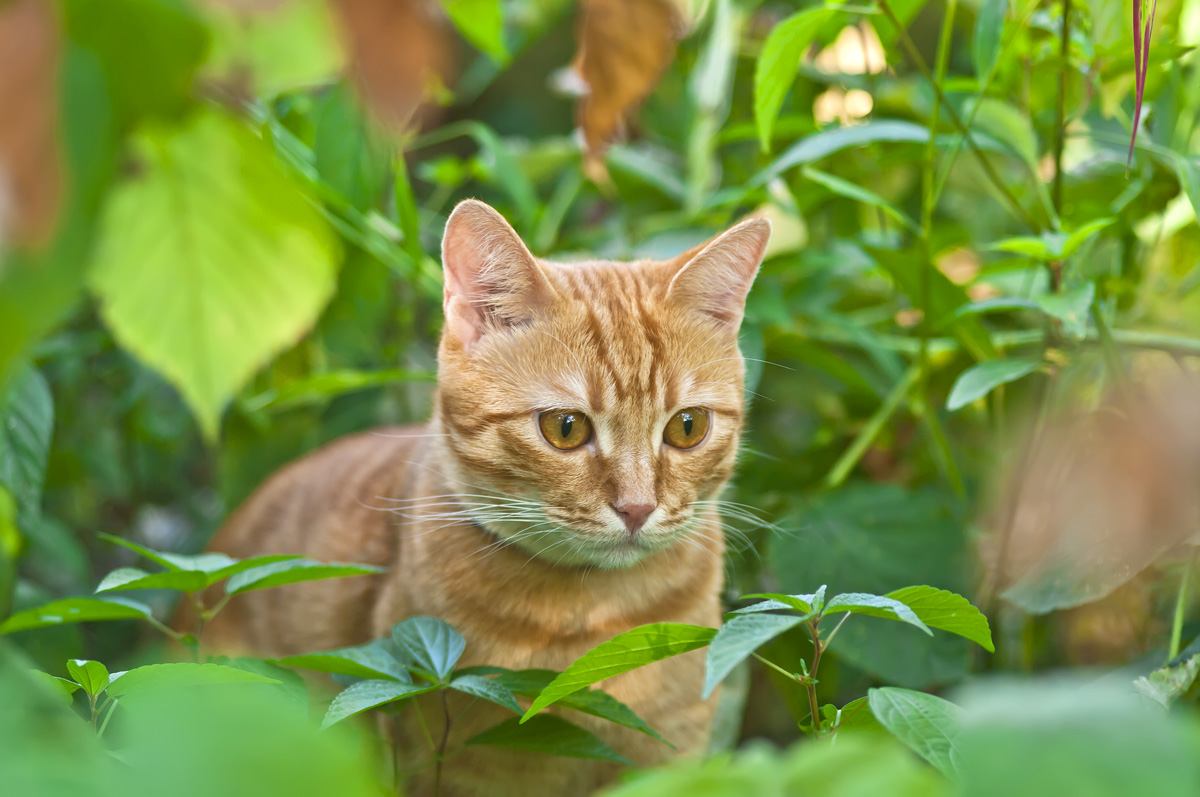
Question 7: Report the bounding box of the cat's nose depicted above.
[611,502,655,535]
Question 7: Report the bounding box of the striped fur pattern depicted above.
[196,200,770,796]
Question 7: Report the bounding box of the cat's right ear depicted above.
[441,200,557,351]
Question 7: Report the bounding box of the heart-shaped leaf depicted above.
[66,659,110,697]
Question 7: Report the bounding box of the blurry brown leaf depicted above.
[328,0,455,129]
[571,0,687,177]
[980,376,1200,615]
[0,0,61,248]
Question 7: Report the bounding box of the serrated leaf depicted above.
[824,593,932,635]
[88,110,339,439]
[754,7,837,151]
[107,662,279,698]
[67,659,111,697]
[440,0,508,63]
[467,715,632,765]
[703,613,806,699]
[868,687,962,776]
[0,364,53,529]
[95,567,210,594]
[522,623,716,721]
[391,616,466,682]
[972,0,1007,79]
[225,559,384,595]
[449,674,522,714]
[884,586,994,652]
[1134,655,1200,709]
[320,679,438,729]
[735,586,827,615]
[1036,282,1094,339]
[947,357,1041,411]
[0,596,152,633]
[277,643,411,682]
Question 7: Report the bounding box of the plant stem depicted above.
[821,613,852,649]
[434,690,451,797]
[97,697,118,738]
[825,365,920,488]
[1052,0,1071,218]
[1169,553,1195,662]
[877,0,1040,232]
[804,620,824,737]
[751,651,801,682]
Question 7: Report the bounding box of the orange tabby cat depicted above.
[197,199,770,795]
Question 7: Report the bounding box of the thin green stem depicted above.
[804,620,824,737]
[877,0,1041,232]
[821,613,853,650]
[825,365,920,488]
[752,651,801,682]
[144,614,186,644]
[1169,553,1195,662]
[97,697,118,738]
[1052,0,1071,217]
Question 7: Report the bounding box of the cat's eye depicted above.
[664,408,710,449]
[539,410,593,450]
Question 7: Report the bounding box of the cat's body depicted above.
[195,201,769,796]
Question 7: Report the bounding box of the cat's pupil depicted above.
[682,414,693,436]
[561,416,573,438]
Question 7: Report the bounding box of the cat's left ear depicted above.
[666,217,772,328]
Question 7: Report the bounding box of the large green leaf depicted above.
[823,593,932,636]
[946,357,1041,410]
[276,643,411,682]
[449,674,522,714]
[885,586,994,652]
[440,0,508,63]
[95,567,210,594]
[522,623,716,721]
[467,715,632,765]
[88,110,340,439]
[225,559,385,595]
[67,659,111,697]
[106,662,279,698]
[770,485,974,688]
[320,679,439,729]
[390,616,466,683]
[0,596,152,634]
[868,687,961,777]
[703,613,806,699]
[0,365,53,530]
[754,7,838,151]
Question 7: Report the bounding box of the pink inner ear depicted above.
[667,218,772,328]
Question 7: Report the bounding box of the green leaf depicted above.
[276,643,411,682]
[312,83,390,212]
[823,593,932,635]
[320,679,439,729]
[521,623,716,721]
[703,613,806,699]
[972,0,1007,79]
[225,559,385,595]
[88,110,340,439]
[440,0,508,63]
[1036,282,1095,339]
[884,586,994,652]
[107,662,280,698]
[467,715,632,765]
[391,616,466,682]
[986,235,1056,258]
[0,365,53,530]
[66,659,111,697]
[1134,655,1200,709]
[968,98,1038,169]
[95,567,210,594]
[29,670,82,704]
[803,167,920,234]
[246,368,433,413]
[0,596,152,633]
[449,674,522,714]
[832,696,886,735]
[1061,219,1116,258]
[753,120,929,188]
[98,534,303,586]
[754,7,838,151]
[947,357,1041,411]
[868,687,962,777]
[732,586,826,616]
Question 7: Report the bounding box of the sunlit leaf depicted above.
[522,623,716,721]
[754,7,837,152]
[66,659,110,697]
[88,110,340,439]
[884,586,994,652]
[439,0,508,63]
[947,358,1041,411]
[467,715,632,764]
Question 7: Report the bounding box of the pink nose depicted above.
[612,502,655,535]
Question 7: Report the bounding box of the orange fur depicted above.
[196,200,770,795]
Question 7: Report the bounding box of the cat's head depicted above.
[433,199,769,569]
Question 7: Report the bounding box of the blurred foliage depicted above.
[5,0,1200,791]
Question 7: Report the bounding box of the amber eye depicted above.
[538,410,593,450]
[664,408,710,449]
